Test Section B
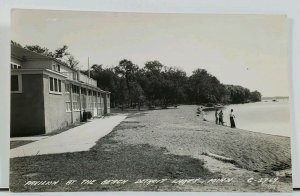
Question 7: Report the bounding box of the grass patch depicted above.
[10,133,217,192]
[10,141,35,149]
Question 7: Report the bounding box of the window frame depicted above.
[10,62,22,69]
[71,85,80,111]
[11,73,22,93]
[65,83,70,93]
[65,83,72,112]
[49,76,62,95]
[66,102,72,112]
[52,64,61,73]
[73,72,78,81]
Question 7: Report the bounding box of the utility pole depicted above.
[88,57,90,76]
[88,56,90,85]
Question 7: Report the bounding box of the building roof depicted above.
[11,44,75,71]
[11,44,49,60]
[11,44,111,94]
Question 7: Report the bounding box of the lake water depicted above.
[203,100,292,137]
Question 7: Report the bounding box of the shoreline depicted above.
[112,103,291,138]
[204,119,291,139]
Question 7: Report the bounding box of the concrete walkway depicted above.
[10,114,127,158]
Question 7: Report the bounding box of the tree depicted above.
[225,85,254,104]
[144,60,163,75]
[128,81,145,110]
[188,69,225,104]
[24,45,54,57]
[162,66,187,105]
[67,55,79,69]
[250,90,262,102]
[91,64,103,72]
[54,45,70,59]
[142,61,165,106]
[115,59,140,106]
[23,43,80,69]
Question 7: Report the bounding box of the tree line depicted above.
[12,41,262,108]
[85,60,262,108]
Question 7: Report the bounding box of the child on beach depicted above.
[196,106,207,121]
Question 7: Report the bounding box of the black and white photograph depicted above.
[9,9,292,192]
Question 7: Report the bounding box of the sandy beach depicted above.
[10,105,292,192]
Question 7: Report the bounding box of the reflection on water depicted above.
[204,100,291,137]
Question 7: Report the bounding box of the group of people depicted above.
[215,109,236,128]
[196,106,236,128]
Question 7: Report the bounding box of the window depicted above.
[72,85,80,111]
[65,83,70,93]
[54,78,58,91]
[11,74,22,93]
[73,102,80,111]
[72,85,80,94]
[52,64,60,72]
[58,80,62,92]
[81,87,86,95]
[66,102,72,112]
[93,92,97,109]
[49,77,62,94]
[65,83,71,112]
[72,95,80,111]
[50,78,54,91]
[73,72,78,80]
[11,62,21,69]
[101,94,105,109]
[97,94,101,115]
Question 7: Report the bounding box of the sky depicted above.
[11,9,290,97]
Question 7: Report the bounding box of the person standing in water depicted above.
[215,109,219,124]
[230,109,236,128]
[218,110,224,125]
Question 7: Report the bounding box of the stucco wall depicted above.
[60,64,73,73]
[11,74,45,136]
[11,69,110,136]
[43,74,73,133]
[73,111,81,122]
